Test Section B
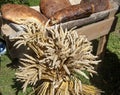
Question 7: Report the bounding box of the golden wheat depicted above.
[14,21,101,95]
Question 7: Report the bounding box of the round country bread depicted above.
[1,4,48,25]
[40,0,71,18]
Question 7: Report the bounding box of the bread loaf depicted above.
[50,3,94,25]
[1,4,48,25]
[40,0,71,18]
[80,0,110,13]
[89,0,110,13]
[50,0,110,25]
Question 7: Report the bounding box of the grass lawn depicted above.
[0,1,120,95]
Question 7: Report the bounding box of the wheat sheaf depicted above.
[13,21,102,95]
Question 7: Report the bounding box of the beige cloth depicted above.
[69,0,81,5]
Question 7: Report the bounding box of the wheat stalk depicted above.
[14,21,101,95]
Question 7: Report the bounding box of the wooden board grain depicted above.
[76,17,115,41]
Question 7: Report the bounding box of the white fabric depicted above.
[69,0,81,5]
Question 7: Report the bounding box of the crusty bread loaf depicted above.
[1,4,48,25]
[80,0,110,13]
[50,3,94,25]
[49,0,110,25]
[40,0,71,18]
[90,0,110,13]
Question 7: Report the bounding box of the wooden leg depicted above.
[96,34,110,60]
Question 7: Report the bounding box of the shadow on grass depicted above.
[0,92,2,95]
[11,78,32,95]
[91,49,120,95]
[6,58,20,69]
[12,79,23,95]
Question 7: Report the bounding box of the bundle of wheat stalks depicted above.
[13,21,102,95]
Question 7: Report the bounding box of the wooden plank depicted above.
[108,0,119,17]
[96,35,109,59]
[1,24,16,36]
[76,17,115,41]
[96,17,118,60]
[60,11,109,30]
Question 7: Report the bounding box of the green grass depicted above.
[0,55,32,95]
[0,55,15,95]
[27,0,40,6]
[0,0,40,7]
[107,32,120,58]
[115,13,120,32]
